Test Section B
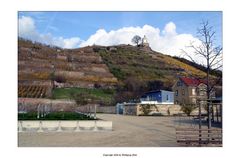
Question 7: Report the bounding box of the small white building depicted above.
[141,35,149,47]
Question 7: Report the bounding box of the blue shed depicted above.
[140,90,174,104]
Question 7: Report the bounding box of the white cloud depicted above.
[162,22,176,36]
[18,16,209,65]
[18,16,82,48]
[18,16,38,40]
[62,37,82,48]
[80,22,204,63]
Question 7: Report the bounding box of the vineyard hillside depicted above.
[18,38,220,100]
[18,39,117,98]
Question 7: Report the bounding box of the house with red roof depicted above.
[172,77,215,105]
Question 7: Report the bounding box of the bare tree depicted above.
[182,21,223,131]
[132,35,142,46]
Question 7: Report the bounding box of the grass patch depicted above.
[18,112,96,120]
[52,87,115,103]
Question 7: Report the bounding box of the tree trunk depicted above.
[199,102,202,144]
[207,43,212,140]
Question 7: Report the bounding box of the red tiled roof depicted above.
[180,77,207,86]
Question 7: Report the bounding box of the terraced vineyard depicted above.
[18,38,220,101]
[18,38,118,93]
[18,85,49,98]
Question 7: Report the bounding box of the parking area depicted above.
[18,114,178,147]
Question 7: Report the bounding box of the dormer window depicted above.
[182,89,185,95]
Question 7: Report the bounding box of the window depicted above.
[182,89,185,95]
[166,95,169,101]
[192,98,196,104]
[177,81,182,87]
[192,88,196,95]
[175,90,178,96]
[199,89,205,96]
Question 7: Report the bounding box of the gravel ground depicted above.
[18,114,180,147]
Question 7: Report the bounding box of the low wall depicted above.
[124,105,137,115]
[136,104,183,116]
[124,104,207,116]
[18,120,112,132]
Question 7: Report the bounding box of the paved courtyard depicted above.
[18,114,180,147]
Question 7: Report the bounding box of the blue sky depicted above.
[18,11,222,64]
[19,11,222,45]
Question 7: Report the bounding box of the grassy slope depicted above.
[52,87,115,103]
[98,46,206,88]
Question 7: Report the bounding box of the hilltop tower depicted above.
[142,35,149,47]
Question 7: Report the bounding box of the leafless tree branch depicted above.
[210,58,223,68]
[211,64,223,71]
[181,48,196,63]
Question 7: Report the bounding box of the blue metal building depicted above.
[140,90,174,104]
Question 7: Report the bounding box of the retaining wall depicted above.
[125,104,207,116]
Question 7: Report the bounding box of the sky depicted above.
[18,11,222,64]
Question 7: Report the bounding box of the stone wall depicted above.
[124,104,207,116]
[124,105,138,115]
[136,104,183,116]
[138,104,210,116]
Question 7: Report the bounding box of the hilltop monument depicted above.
[141,35,149,47]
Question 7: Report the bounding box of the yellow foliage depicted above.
[163,55,206,77]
